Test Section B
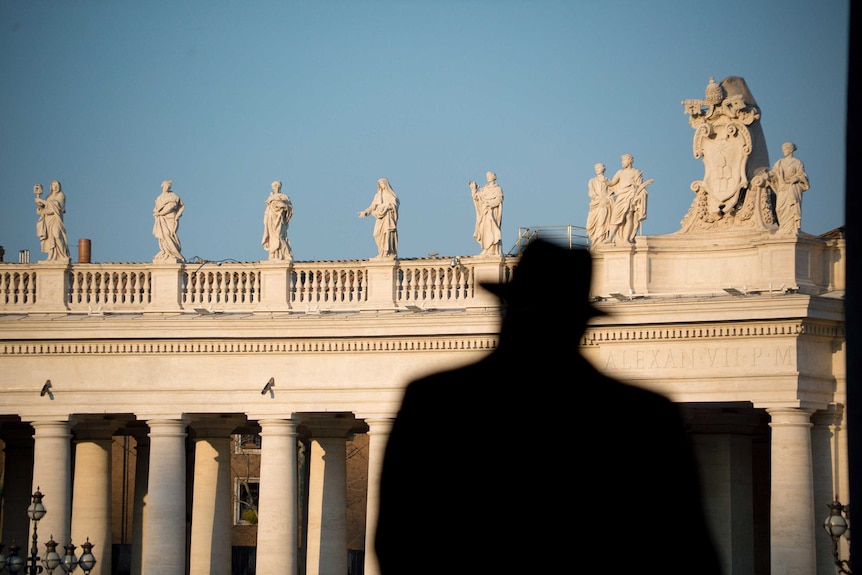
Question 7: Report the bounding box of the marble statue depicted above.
[607,155,653,245]
[770,142,809,235]
[586,162,613,246]
[152,179,185,263]
[34,180,70,262]
[679,76,776,233]
[359,177,399,258]
[262,180,294,261]
[469,171,504,256]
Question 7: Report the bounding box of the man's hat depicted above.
[480,239,606,318]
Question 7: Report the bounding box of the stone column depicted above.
[690,432,754,575]
[30,419,73,552]
[304,417,354,575]
[129,435,149,575]
[141,419,188,575]
[0,424,35,549]
[71,421,117,575]
[362,418,394,575]
[256,418,299,575]
[767,407,816,575]
[811,406,846,575]
[189,418,241,575]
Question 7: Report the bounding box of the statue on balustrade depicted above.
[262,180,294,261]
[607,154,652,245]
[359,177,399,258]
[469,171,503,256]
[586,162,613,246]
[679,76,777,233]
[770,142,809,235]
[152,179,185,263]
[34,180,70,262]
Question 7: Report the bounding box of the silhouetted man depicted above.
[375,239,722,574]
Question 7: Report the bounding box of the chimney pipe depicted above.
[78,238,91,263]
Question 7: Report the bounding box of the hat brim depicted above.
[479,281,608,317]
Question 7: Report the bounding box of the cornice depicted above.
[1,318,842,358]
[583,318,843,345]
[0,335,500,356]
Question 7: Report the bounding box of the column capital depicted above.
[811,404,844,428]
[364,417,395,435]
[766,406,815,427]
[29,418,73,438]
[144,418,189,439]
[256,417,300,437]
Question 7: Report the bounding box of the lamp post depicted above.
[0,489,97,575]
[824,497,852,575]
[0,543,24,574]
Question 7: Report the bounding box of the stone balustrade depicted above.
[0,256,514,315]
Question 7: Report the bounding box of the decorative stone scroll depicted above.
[679,77,777,233]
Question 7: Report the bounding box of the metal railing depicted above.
[508,225,589,255]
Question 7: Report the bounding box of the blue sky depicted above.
[0,0,849,264]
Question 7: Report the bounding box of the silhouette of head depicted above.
[481,239,605,327]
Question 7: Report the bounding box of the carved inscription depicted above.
[603,345,794,370]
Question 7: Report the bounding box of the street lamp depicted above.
[824,497,852,574]
[0,489,97,575]
[42,537,61,573]
[0,543,24,574]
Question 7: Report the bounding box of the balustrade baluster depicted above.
[335,270,344,302]
[95,272,105,305]
[193,273,203,304]
[311,270,320,303]
[99,271,108,304]
[328,269,335,303]
[68,271,79,304]
[27,271,36,303]
[233,272,242,304]
[347,268,355,302]
[224,271,234,303]
[295,270,305,303]
[107,272,118,304]
[461,267,470,299]
[82,272,92,304]
[130,273,139,304]
[407,268,416,302]
[231,271,238,303]
[210,272,218,304]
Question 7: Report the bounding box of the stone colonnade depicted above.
[1,414,394,575]
[1,403,847,575]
